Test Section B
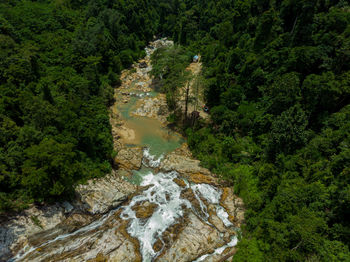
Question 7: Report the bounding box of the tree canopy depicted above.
[0,0,161,211]
[1,0,349,260]
[154,0,350,260]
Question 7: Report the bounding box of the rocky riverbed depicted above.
[0,38,244,262]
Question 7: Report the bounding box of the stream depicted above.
[7,39,240,262]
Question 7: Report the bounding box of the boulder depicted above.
[188,173,218,186]
[160,151,211,176]
[114,147,143,170]
[156,212,229,261]
[131,201,158,219]
[133,95,169,123]
[0,204,66,260]
[75,169,137,214]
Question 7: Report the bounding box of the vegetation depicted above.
[153,0,350,260]
[1,0,350,260]
[0,0,161,211]
[150,45,193,120]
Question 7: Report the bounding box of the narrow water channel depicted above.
[10,39,239,262]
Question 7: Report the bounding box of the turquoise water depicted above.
[117,91,184,159]
[142,132,183,158]
[119,96,138,120]
[128,167,154,185]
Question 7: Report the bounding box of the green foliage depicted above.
[151,45,192,111]
[0,0,161,212]
[21,138,77,200]
[162,0,350,260]
[30,215,43,229]
[1,0,350,260]
[234,238,265,262]
[269,104,309,156]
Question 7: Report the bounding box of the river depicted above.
[5,39,243,262]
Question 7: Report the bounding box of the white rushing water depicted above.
[120,170,191,261]
[142,147,164,167]
[129,92,151,98]
[10,152,236,262]
[193,236,238,262]
[119,149,236,261]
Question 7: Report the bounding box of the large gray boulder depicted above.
[75,169,137,214]
[113,147,143,170]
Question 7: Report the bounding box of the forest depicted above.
[154,0,350,261]
[0,0,161,210]
[1,0,350,261]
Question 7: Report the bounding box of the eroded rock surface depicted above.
[160,144,211,176]
[133,95,169,124]
[220,188,245,228]
[113,146,143,170]
[0,169,137,260]
[75,169,137,214]
[157,212,229,262]
[13,213,139,262]
[0,204,66,261]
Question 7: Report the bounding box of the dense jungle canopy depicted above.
[0,0,349,260]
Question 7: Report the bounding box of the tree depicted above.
[234,238,265,262]
[151,45,191,114]
[269,104,309,156]
[21,138,79,200]
[262,72,301,115]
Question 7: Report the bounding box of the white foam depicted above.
[142,148,163,167]
[193,236,238,262]
[191,184,221,204]
[191,183,233,227]
[120,171,191,261]
[216,206,233,227]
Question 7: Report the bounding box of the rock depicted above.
[173,178,187,188]
[188,173,218,186]
[180,188,205,218]
[160,151,211,176]
[133,95,169,123]
[15,216,140,262]
[0,204,66,260]
[62,201,74,214]
[207,205,227,233]
[195,246,237,262]
[27,213,95,247]
[174,143,193,158]
[75,169,137,214]
[220,188,245,227]
[157,104,168,116]
[114,147,143,170]
[149,38,174,50]
[139,61,148,68]
[0,168,138,260]
[156,212,227,262]
[131,201,158,219]
[112,126,136,148]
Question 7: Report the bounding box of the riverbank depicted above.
[0,39,244,262]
